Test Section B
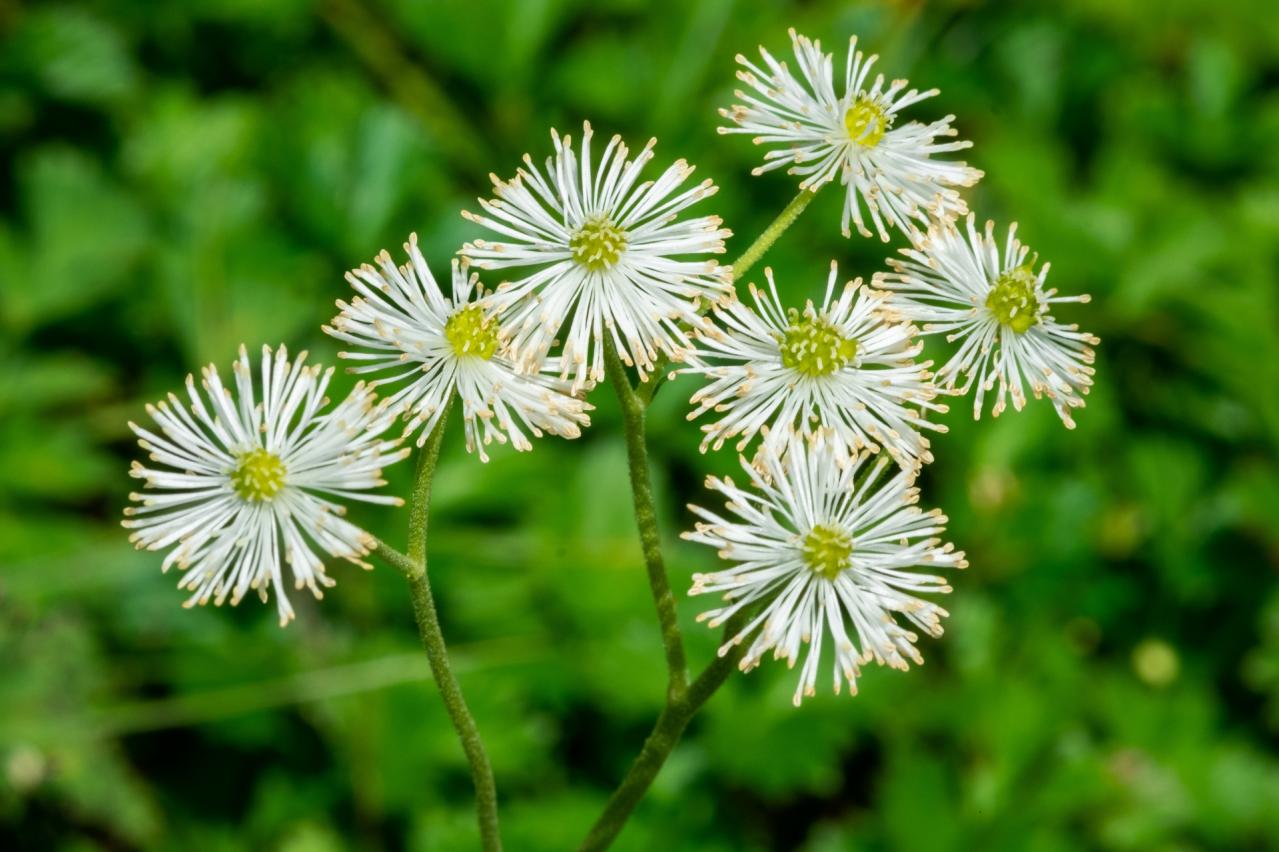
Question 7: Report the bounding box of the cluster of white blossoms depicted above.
[125,28,1095,706]
[125,122,728,621]
[679,29,1097,703]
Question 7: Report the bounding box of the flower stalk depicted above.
[372,399,503,852]
[602,336,689,696]
[575,187,825,848]
[577,613,748,852]
[728,186,820,283]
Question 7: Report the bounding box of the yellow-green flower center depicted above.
[231,448,287,502]
[444,304,500,359]
[779,309,858,378]
[844,97,891,147]
[569,217,627,271]
[985,265,1042,334]
[802,524,854,581]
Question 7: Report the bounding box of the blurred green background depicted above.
[3,0,1279,849]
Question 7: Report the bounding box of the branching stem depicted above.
[370,399,502,852]
[379,185,819,852]
[577,614,749,852]
[603,336,689,696]
[583,338,759,850]
[636,185,821,402]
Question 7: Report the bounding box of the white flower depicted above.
[460,121,732,391]
[324,235,593,461]
[682,262,947,470]
[684,431,965,705]
[878,216,1099,426]
[720,29,982,241]
[124,345,408,625]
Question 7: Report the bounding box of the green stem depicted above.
[585,340,758,849]
[603,337,688,696]
[402,561,501,852]
[636,185,821,404]
[371,401,502,852]
[367,537,420,577]
[728,186,820,284]
[407,398,453,567]
[577,617,748,852]
[581,705,686,852]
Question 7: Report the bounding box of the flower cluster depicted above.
[125,28,1096,708]
[125,122,725,621]
[683,29,1097,702]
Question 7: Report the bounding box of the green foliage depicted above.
[2,0,1277,849]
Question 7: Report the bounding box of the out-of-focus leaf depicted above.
[0,352,114,415]
[0,419,115,501]
[5,8,138,105]
[0,149,147,335]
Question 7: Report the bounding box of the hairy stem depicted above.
[578,618,748,852]
[407,398,454,566]
[603,336,689,695]
[585,339,757,849]
[371,402,502,852]
[402,562,501,852]
[728,186,820,284]
[636,184,821,404]
[581,705,687,852]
